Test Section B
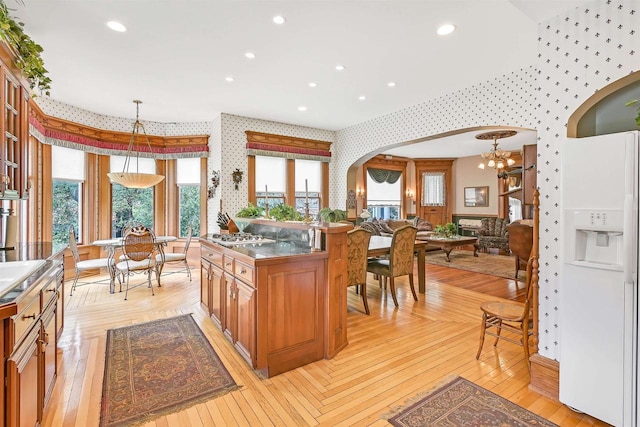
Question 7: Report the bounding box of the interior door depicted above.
[415,159,453,226]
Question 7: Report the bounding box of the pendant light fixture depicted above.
[476,130,518,170]
[107,100,165,188]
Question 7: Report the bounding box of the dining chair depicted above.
[68,226,114,296]
[366,225,418,308]
[156,225,193,281]
[475,257,535,369]
[346,228,372,314]
[115,225,158,300]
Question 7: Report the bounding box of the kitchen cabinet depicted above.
[499,144,537,219]
[200,244,224,328]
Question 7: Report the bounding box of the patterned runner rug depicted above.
[425,250,524,281]
[385,376,557,426]
[100,314,239,427]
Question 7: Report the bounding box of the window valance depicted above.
[29,108,209,159]
[367,168,402,184]
[245,130,332,162]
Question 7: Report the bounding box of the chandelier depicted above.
[476,130,517,170]
[107,100,165,188]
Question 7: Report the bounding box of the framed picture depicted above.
[464,186,489,207]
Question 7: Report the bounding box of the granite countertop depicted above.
[0,242,67,263]
[202,234,314,259]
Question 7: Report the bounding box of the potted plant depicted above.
[434,222,457,238]
[625,98,640,126]
[235,202,264,218]
[318,207,348,223]
[269,204,304,222]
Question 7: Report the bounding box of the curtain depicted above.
[367,168,402,184]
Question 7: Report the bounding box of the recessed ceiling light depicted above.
[308,82,317,88]
[273,15,286,25]
[359,95,366,101]
[106,21,126,32]
[298,106,307,111]
[245,52,256,59]
[225,76,234,82]
[335,65,345,71]
[387,82,396,87]
[437,23,456,36]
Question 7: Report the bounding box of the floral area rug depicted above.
[425,250,525,282]
[100,314,239,427]
[385,376,557,427]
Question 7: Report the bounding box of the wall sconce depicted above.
[406,189,414,199]
[232,168,243,190]
[356,187,365,198]
[207,170,220,199]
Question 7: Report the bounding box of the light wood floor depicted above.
[42,261,609,426]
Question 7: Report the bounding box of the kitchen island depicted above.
[0,243,66,427]
[201,220,351,377]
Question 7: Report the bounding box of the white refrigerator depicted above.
[560,130,639,426]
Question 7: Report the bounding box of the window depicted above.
[294,159,321,216]
[110,155,154,237]
[177,158,200,237]
[52,146,84,243]
[255,156,286,208]
[366,171,401,220]
[422,172,445,206]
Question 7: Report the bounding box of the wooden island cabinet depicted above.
[200,220,350,377]
[0,244,65,427]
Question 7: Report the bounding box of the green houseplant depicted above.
[269,204,304,222]
[0,2,51,95]
[625,99,640,126]
[235,202,264,218]
[318,207,348,223]
[434,222,457,238]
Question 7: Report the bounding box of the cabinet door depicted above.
[223,275,235,342]
[41,303,57,413]
[234,280,256,366]
[209,264,224,328]
[200,260,211,314]
[6,325,40,427]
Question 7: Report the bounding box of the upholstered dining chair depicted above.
[68,226,114,296]
[115,225,158,300]
[156,225,193,281]
[366,225,418,308]
[346,228,372,315]
[476,257,535,368]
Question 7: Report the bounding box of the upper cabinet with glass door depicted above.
[0,45,32,200]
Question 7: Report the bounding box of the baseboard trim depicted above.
[529,353,559,400]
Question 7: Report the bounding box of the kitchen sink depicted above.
[0,260,47,298]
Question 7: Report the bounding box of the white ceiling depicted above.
[17,0,592,134]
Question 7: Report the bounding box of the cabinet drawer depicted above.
[223,256,234,273]
[234,260,254,286]
[42,279,58,309]
[12,297,39,347]
[201,248,223,268]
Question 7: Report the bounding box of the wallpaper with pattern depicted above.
[333,0,638,361]
[207,113,335,231]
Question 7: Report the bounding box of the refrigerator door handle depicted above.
[623,194,634,284]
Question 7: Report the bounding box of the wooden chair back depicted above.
[389,225,418,276]
[68,226,80,263]
[346,228,371,287]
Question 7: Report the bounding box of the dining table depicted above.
[92,235,177,293]
[367,235,429,293]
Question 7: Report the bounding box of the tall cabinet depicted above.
[499,144,537,219]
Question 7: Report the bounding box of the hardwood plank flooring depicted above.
[41,261,610,426]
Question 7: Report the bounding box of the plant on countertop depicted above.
[318,207,348,223]
[434,222,457,238]
[235,202,264,218]
[269,204,304,222]
[625,99,640,126]
[0,1,51,95]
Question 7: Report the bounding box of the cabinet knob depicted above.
[240,269,247,274]
[225,262,232,267]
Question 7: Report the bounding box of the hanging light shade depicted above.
[107,100,165,188]
[476,130,518,171]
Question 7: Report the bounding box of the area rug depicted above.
[385,376,557,426]
[425,250,524,281]
[100,314,239,427]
